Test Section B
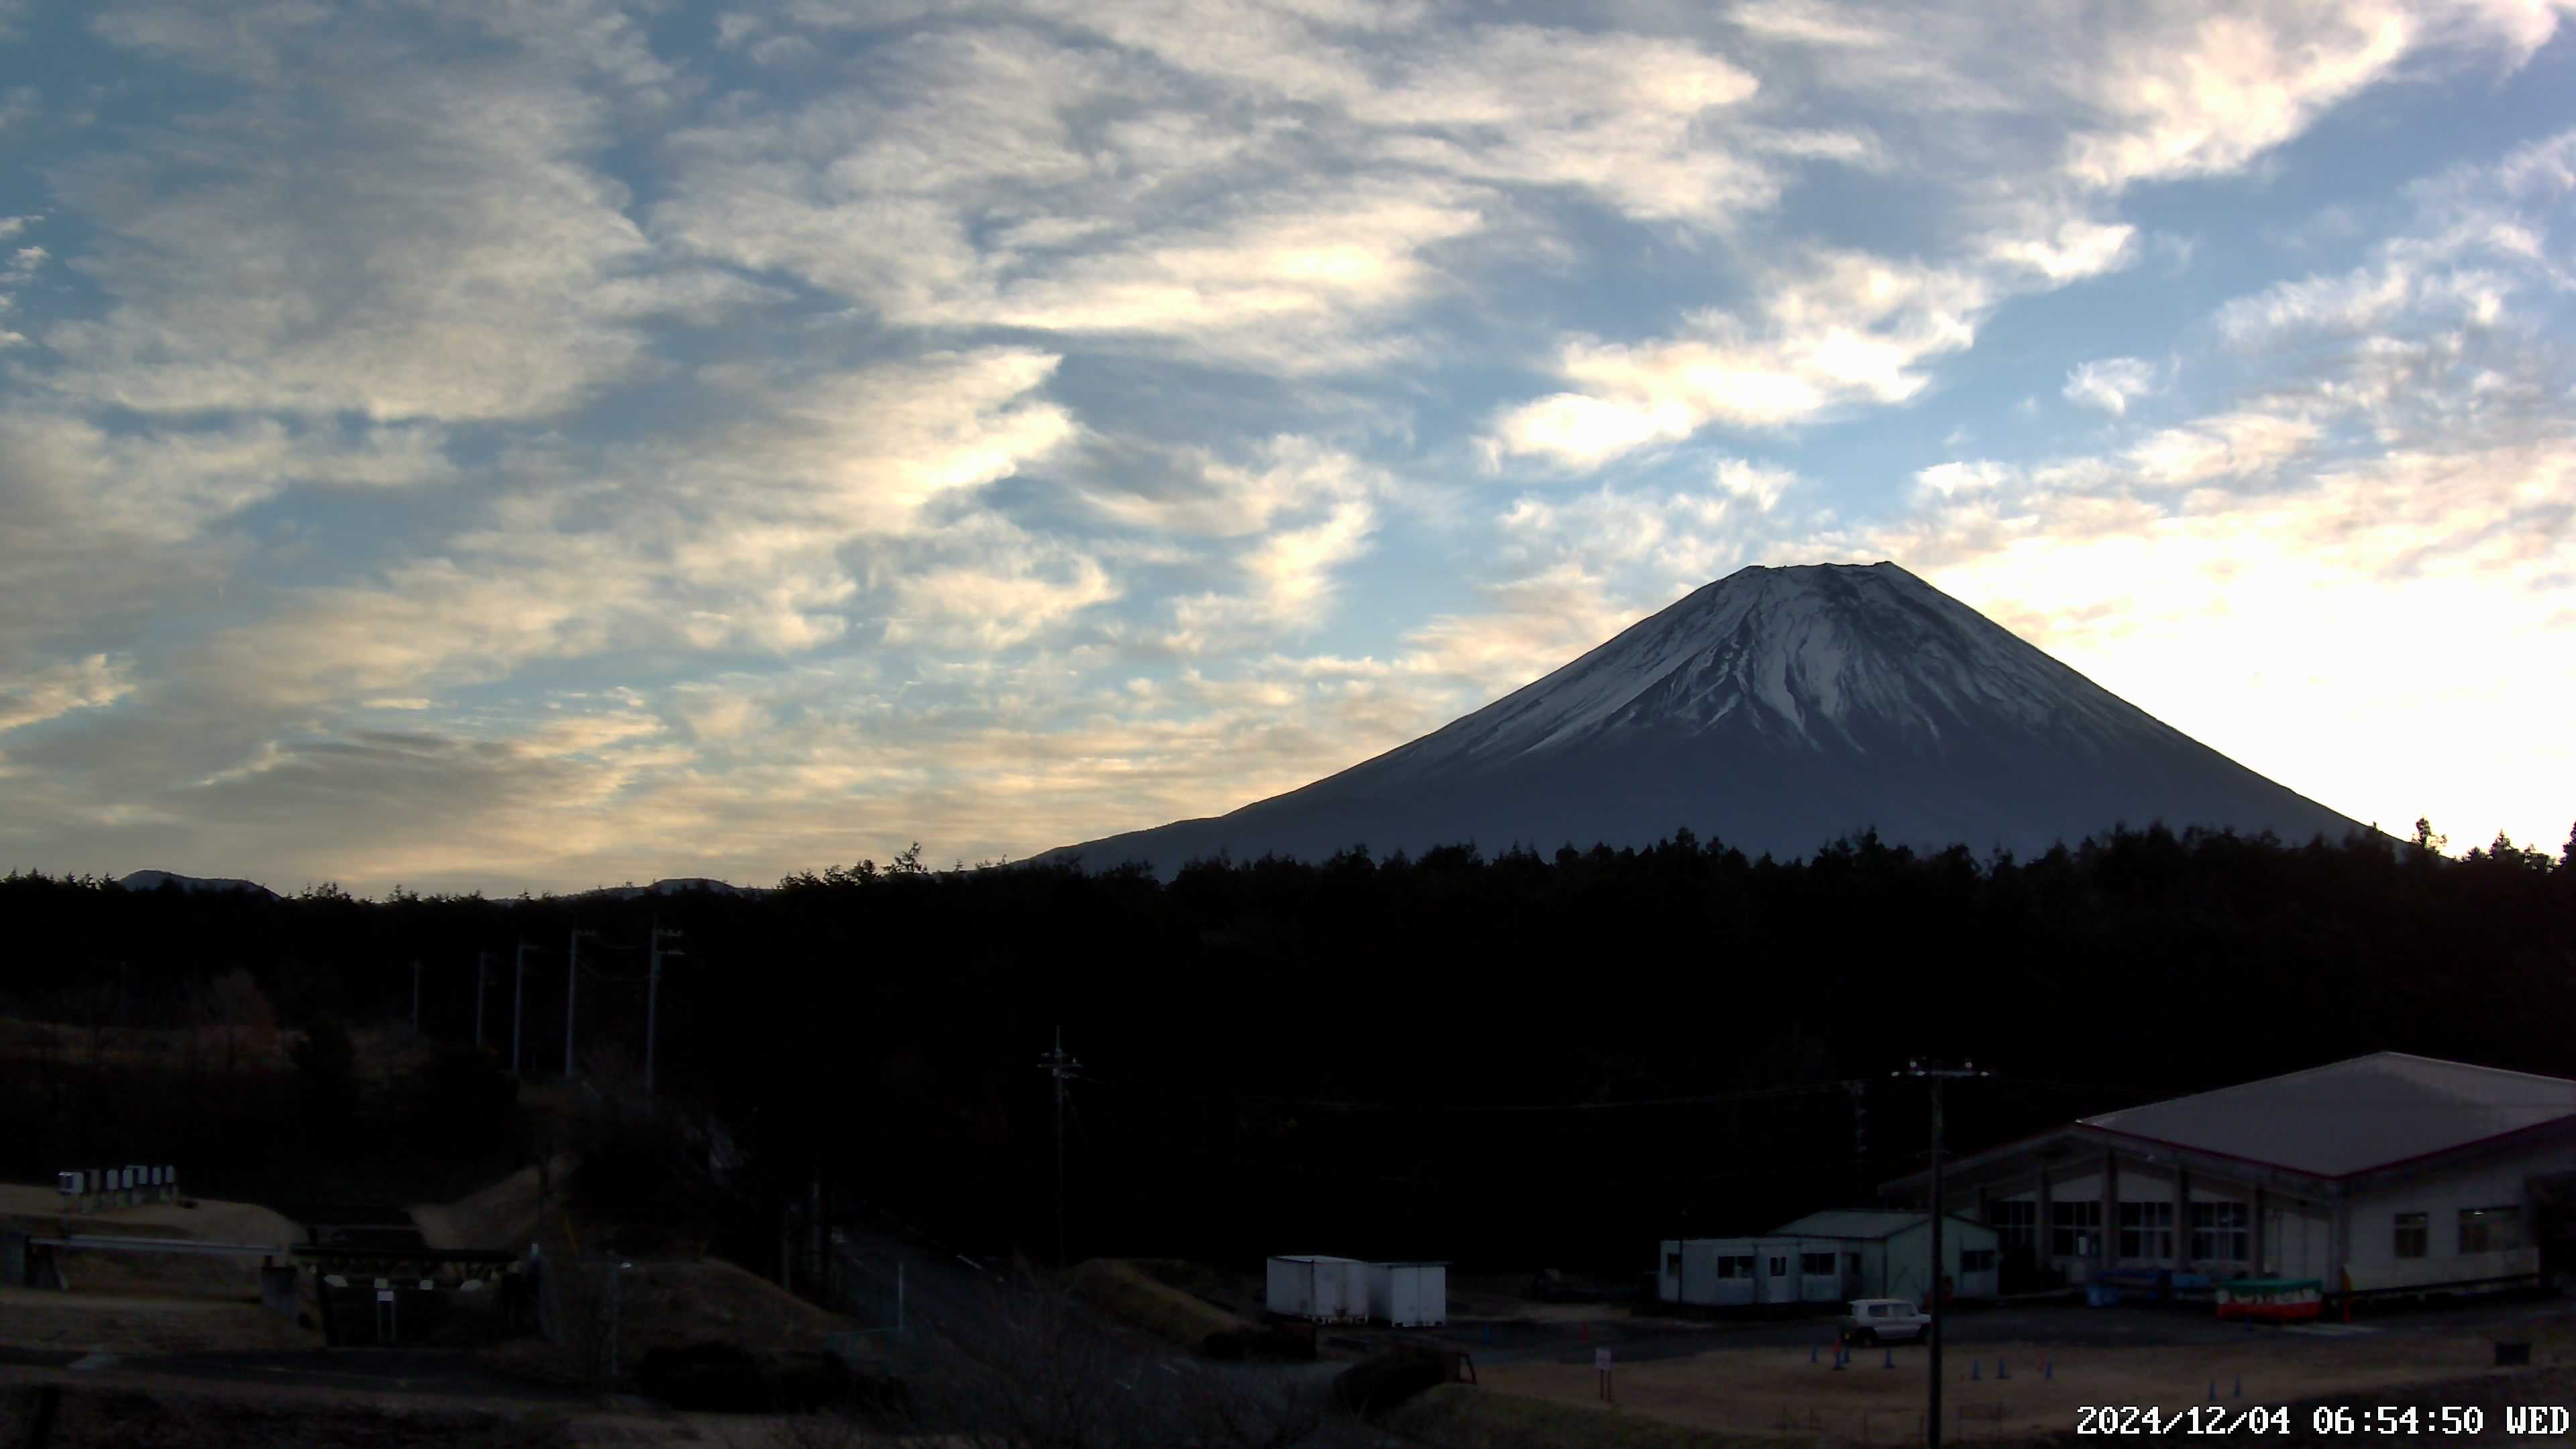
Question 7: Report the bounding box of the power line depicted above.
[1067,1070,1856,1115]
[1895,1058,1992,1449]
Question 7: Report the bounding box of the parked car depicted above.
[1840,1298,1931,1344]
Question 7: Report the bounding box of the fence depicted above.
[819,1240,909,1365]
[529,1250,637,1383]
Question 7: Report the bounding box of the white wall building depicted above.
[1772,1210,2002,1303]
[1881,1053,2576,1301]
[1656,1235,1850,1307]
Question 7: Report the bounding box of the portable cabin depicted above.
[1265,1255,1369,1322]
[1772,1210,2003,1303]
[1752,1238,1807,1305]
[1364,1261,1447,1327]
[1658,1237,1758,1307]
[1660,1237,1844,1308]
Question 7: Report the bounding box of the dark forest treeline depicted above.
[4,817,2572,1271]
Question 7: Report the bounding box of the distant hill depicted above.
[564,877,772,902]
[117,869,281,900]
[1038,560,2369,875]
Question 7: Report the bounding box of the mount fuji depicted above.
[1042,561,2366,873]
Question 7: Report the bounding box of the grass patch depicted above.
[1385,1384,1812,1449]
[1068,1258,1250,1348]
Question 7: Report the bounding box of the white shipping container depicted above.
[1265,1255,1369,1322]
[1365,1261,1447,1327]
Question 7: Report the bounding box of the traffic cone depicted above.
[1579,1322,1589,1341]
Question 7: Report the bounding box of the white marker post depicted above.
[1596,1346,1613,1403]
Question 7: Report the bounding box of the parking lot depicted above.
[1397,1289,2576,1366]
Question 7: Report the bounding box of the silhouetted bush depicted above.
[399,1044,517,1152]
[290,1018,357,1132]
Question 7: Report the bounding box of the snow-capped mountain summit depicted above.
[1043,561,2365,874]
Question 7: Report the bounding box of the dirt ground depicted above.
[1476,1321,2575,1442]
[616,1258,853,1361]
[0,1180,317,1352]
[0,1285,314,1354]
[486,1254,859,1389]
[0,1376,564,1448]
[412,1159,564,1253]
[0,1183,303,1247]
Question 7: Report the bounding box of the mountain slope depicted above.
[118,869,281,899]
[1042,561,2365,873]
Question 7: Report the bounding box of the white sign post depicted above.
[1595,1346,1613,1403]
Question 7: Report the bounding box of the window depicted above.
[1991,1200,2039,1252]
[1801,1252,1836,1275]
[1868,1303,1892,1319]
[1769,1256,1789,1278]
[1665,1251,1683,1276]
[2459,1206,2525,1253]
[2051,1200,2102,1257]
[1717,1255,1754,1279]
[1960,1248,1997,1272]
[2392,1212,2426,1260]
[2192,1202,2251,1262]
[2118,1201,2175,1260]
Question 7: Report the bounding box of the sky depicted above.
[1,0,2571,898]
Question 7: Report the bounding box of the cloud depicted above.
[1858,431,2575,853]
[1493,254,1991,465]
[0,655,135,735]
[2059,4,2424,189]
[1075,435,1383,537]
[1389,564,1646,700]
[2128,411,2322,488]
[197,347,1079,705]
[888,547,1122,651]
[44,9,743,422]
[9,0,2575,892]
[1159,500,1379,651]
[2063,357,2163,415]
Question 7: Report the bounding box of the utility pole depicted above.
[566,928,597,1079]
[513,941,530,1077]
[1895,1059,1990,1449]
[411,958,422,1033]
[474,951,490,1049]
[647,918,683,1094]
[1037,1026,1082,1269]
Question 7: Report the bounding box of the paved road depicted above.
[1382,1291,2576,1367]
[0,1344,587,1400]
